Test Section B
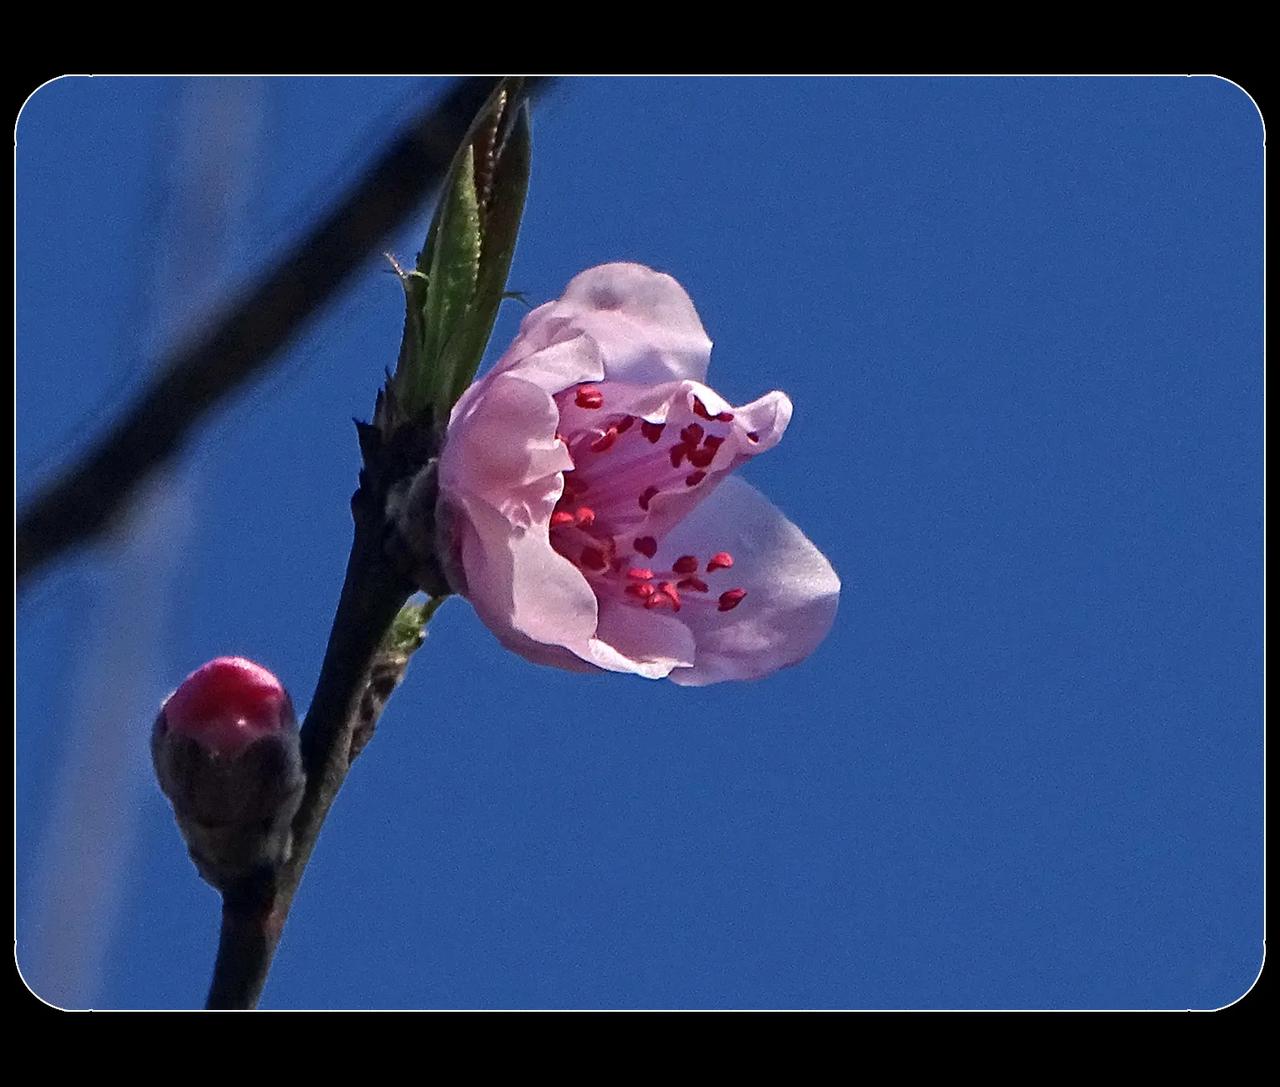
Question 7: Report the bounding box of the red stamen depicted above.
[718,588,747,612]
[626,582,655,599]
[640,420,665,443]
[633,536,657,558]
[575,386,604,409]
[678,576,709,593]
[581,547,606,570]
[685,470,707,487]
[658,581,682,611]
[575,506,596,527]
[645,592,673,610]
[707,552,734,571]
[627,567,654,580]
[639,485,659,511]
[672,555,699,574]
[550,511,575,528]
[590,426,619,452]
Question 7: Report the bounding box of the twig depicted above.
[17,76,552,586]
[203,456,426,1009]
[169,75,527,1009]
[206,868,281,1010]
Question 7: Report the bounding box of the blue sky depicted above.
[16,76,1263,1010]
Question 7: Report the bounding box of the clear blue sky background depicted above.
[16,77,1263,1010]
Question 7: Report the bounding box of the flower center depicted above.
[548,384,747,615]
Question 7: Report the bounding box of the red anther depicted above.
[658,581,682,610]
[633,536,658,558]
[627,567,654,580]
[718,588,747,611]
[680,423,705,445]
[550,511,576,528]
[644,592,673,610]
[692,397,714,420]
[640,420,665,443]
[678,576,710,593]
[615,414,635,433]
[669,444,688,469]
[575,386,604,409]
[746,431,760,443]
[639,485,659,511]
[590,427,619,453]
[626,582,655,599]
[685,471,707,487]
[716,411,734,422]
[688,446,716,469]
[580,547,606,570]
[707,551,734,571]
[672,555,699,574]
[575,506,596,527]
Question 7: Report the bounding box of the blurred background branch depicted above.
[16,75,552,587]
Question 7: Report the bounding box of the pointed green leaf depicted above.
[417,79,522,276]
[421,146,482,411]
[441,104,532,408]
[387,78,531,424]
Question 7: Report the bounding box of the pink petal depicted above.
[629,384,793,544]
[588,598,696,679]
[452,263,711,422]
[451,322,604,427]
[452,494,599,661]
[657,476,840,686]
[438,372,599,660]
[441,374,572,518]
[530,263,713,386]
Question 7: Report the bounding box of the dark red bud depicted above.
[152,657,304,891]
[162,657,291,758]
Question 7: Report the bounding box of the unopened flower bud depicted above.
[151,657,305,892]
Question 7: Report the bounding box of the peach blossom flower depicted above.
[434,263,839,684]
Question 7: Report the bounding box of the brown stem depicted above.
[194,75,527,1011]
[203,490,414,1009]
[206,870,280,1009]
